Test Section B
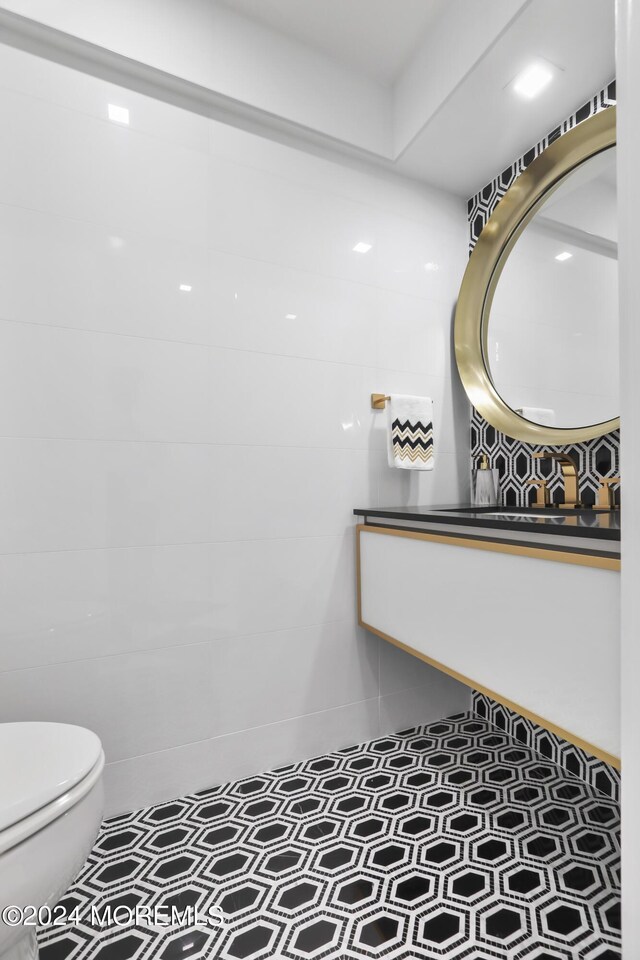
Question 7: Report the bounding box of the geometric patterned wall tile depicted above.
[468,82,617,251]
[471,412,620,508]
[468,80,619,508]
[467,83,621,804]
[472,692,620,804]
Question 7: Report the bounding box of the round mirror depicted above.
[455,108,618,444]
[487,147,617,429]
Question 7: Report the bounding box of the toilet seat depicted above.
[0,723,105,855]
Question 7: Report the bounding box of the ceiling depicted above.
[219,0,448,83]
[396,0,616,195]
[0,0,616,198]
[220,0,615,196]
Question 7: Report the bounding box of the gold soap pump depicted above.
[474,453,498,507]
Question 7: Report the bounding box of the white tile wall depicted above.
[0,45,471,814]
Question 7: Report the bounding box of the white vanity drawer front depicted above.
[357,525,620,764]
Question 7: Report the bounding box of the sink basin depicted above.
[481,510,567,519]
[434,507,620,527]
[436,506,613,519]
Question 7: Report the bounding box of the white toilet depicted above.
[0,723,105,960]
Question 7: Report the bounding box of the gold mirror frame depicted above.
[454,107,618,444]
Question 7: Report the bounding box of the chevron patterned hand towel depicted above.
[387,394,434,470]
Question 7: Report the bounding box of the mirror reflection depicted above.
[486,146,618,429]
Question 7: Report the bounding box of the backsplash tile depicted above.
[467,81,619,507]
[467,91,621,794]
[471,417,620,507]
[472,692,620,804]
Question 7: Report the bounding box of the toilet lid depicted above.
[0,722,103,831]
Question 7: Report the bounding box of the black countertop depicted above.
[353,504,621,542]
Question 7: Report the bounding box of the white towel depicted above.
[387,394,434,470]
[516,406,556,427]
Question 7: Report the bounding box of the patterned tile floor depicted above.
[38,713,621,960]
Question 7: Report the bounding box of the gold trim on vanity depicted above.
[356,523,620,571]
[356,524,621,770]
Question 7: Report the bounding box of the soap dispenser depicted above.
[474,453,498,507]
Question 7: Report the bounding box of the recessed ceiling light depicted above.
[108,104,130,124]
[179,284,192,292]
[555,251,573,262]
[424,262,440,272]
[513,63,553,100]
[285,314,297,320]
[352,242,372,254]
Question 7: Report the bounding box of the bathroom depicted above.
[0,0,637,957]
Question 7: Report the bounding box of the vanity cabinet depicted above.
[356,521,620,766]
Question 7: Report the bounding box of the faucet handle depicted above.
[597,477,621,509]
[532,451,581,507]
[525,478,550,507]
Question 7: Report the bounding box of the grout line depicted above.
[0,530,361,558]
[104,708,484,817]
[0,615,360,675]
[103,694,381,769]
[0,197,460,307]
[0,312,453,380]
[470,699,618,800]
[0,81,468,232]
[0,436,459,458]
[0,434,378,450]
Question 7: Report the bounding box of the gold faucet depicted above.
[525,478,550,507]
[596,477,620,509]
[533,452,581,508]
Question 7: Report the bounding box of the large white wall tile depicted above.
[0,93,212,245]
[375,450,468,507]
[102,697,381,816]
[0,320,380,448]
[0,621,379,761]
[0,205,384,369]
[375,290,451,377]
[0,45,470,812]
[0,441,374,552]
[378,679,471,736]
[0,45,462,230]
[0,535,356,671]
[206,119,465,227]
[379,639,456,696]
[204,161,466,299]
[0,86,465,294]
[0,44,212,153]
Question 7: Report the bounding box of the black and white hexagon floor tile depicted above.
[38,713,620,960]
